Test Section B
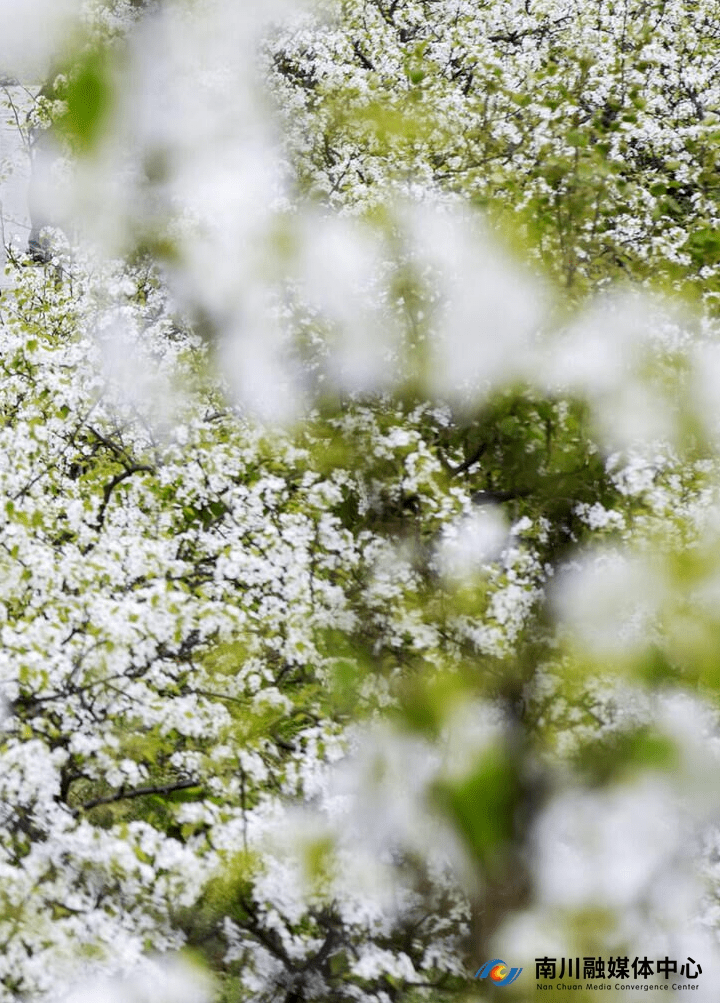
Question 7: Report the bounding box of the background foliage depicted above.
[2,0,720,1001]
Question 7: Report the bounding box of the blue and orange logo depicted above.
[475,959,523,986]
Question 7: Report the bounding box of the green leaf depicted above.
[435,747,519,873]
[61,49,113,152]
[574,728,679,785]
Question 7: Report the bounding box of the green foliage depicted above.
[58,47,114,152]
[435,747,520,874]
[4,0,720,999]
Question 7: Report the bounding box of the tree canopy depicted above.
[2,1,720,1001]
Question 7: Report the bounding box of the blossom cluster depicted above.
[2,0,720,1001]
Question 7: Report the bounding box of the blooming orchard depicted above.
[2,0,720,1001]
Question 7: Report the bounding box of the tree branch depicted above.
[74,778,202,815]
[94,464,154,530]
[437,441,487,476]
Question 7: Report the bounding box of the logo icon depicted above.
[475,959,523,986]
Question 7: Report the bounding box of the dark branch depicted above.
[74,778,202,814]
[471,488,532,505]
[352,41,375,71]
[94,464,154,530]
[438,440,487,477]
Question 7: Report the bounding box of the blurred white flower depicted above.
[547,293,682,450]
[0,0,79,78]
[436,505,509,582]
[534,778,683,910]
[95,308,180,432]
[408,206,546,403]
[218,305,305,425]
[297,212,399,394]
[58,957,212,1003]
[691,341,720,445]
[553,548,666,659]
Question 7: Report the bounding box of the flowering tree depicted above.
[2,1,720,1001]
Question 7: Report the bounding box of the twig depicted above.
[74,778,203,814]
